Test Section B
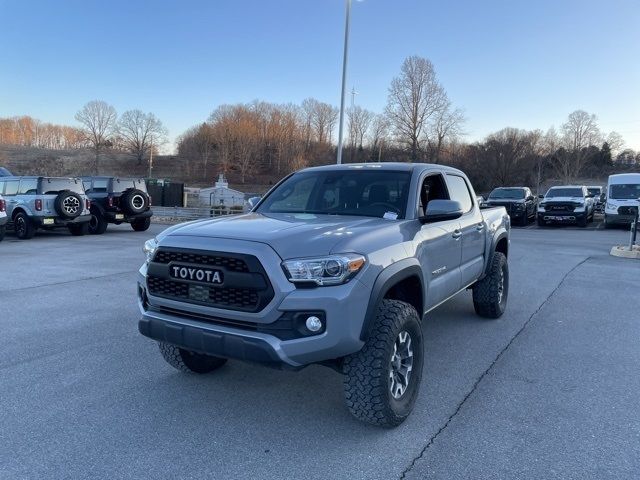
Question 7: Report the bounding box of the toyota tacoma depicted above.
[138,163,510,427]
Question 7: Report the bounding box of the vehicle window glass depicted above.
[4,180,19,196]
[41,178,84,195]
[419,174,449,216]
[112,179,147,192]
[0,181,4,194]
[546,188,583,198]
[258,170,411,218]
[18,179,38,195]
[82,181,92,191]
[610,184,640,200]
[587,188,600,196]
[489,188,525,199]
[92,179,109,193]
[445,175,473,213]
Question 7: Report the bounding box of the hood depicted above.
[486,198,525,205]
[162,212,407,259]
[543,196,584,204]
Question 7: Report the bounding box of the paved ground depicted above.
[0,222,638,479]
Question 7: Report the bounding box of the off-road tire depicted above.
[0,225,5,242]
[131,217,151,232]
[54,190,83,220]
[121,189,148,215]
[472,251,508,319]
[68,222,89,236]
[89,209,108,235]
[343,299,424,427]
[14,212,36,239]
[158,342,227,373]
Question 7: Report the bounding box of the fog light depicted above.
[305,316,323,332]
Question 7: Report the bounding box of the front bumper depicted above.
[605,213,638,225]
[136,237,371,368]
[33,214,91,227]
[538,211,586,223]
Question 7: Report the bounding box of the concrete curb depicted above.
[610,245,640,259]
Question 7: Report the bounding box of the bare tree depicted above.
[347,106,373,162]
[558,110,601,181]
[605,131,625,156]
[75,100,117,174]
[385,56,447,161]
[427,102,465,163]
[118,110,168,166]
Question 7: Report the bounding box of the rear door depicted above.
[445,174,486,288]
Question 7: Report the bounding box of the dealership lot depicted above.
[0,223,638,479]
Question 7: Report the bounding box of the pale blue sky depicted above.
[0,0,638,150]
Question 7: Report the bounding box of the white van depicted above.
[604,173,640,227]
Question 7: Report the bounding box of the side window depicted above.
[82,180,92,192]
[445,175,473,213]
[0,181,5,194]
[92,179,108,193]
[419,174,449,216]
[4,180,19,196]
[18,179,38,195]
[269,176,315,212]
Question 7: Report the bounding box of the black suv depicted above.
[81,177,152,234]
[483,187,537,226]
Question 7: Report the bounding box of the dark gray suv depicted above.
[0,176,91,239]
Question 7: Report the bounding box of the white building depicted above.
[198,174,245,209]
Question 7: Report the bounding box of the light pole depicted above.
[336,0,352,164]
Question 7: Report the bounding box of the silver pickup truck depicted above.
[138,163,510,427]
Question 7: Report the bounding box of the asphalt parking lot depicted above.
[0,222,638,479]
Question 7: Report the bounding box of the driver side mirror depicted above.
[247,196,261,209]
[420,199,464,223]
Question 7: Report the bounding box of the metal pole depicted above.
[148,137,154,179]
[336,0,351,165]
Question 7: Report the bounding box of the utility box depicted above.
[146,179,185,207]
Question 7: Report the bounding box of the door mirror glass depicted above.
[421,199,464,223]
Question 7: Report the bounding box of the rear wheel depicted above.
[14,212,35,239]
[343,299,424,427]
[131,217,151,232]
[89,209,108,235]
[68,222,89,236]
[577,215,587,228]
[472,252,508,319]
[158,342,227,373]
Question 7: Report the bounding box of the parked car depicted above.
[537,185,595,227]
[587,186,605,213]
[137,163,510,427]
[484,187,537,225]
[0,194,7,241]
[604,173,640,228]
[0,167,12,177]
[80,176,152,234]
[0,176,91,239]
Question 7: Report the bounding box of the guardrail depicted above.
[152,206,244,221]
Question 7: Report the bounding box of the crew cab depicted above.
[0,194,7,242]
[80,176,152,234]
[484,187,537,225]
[604,173,640,228]
[0,176,91,239]
[137,163,510,427]
[537,185,595,227]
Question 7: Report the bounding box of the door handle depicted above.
[452,229,462,239]
[476,223,484,231]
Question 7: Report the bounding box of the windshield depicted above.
[257,170,411,218]
[489,188,525,199]
[546,188,583,198]
[112,178,147,193]
[587,187,601,196]
[610,183,640,200]
[40,178,84,195]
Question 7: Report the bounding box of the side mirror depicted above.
[538,194,544,199]
[247,196,261,209]
[420,199,464,223]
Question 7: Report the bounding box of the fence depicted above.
[152,206,245,221]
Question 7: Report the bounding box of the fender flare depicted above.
[359,259,425,341]
[11,206,31,220]
[481,230,509,279]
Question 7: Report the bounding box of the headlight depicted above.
[606,203,616,210]
[282,254,366,286]
[143,238,158,263]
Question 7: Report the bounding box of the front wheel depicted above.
[158,342,227,373]
[131,217,151,232]
[472,252,508,319]
[343,299,424,427]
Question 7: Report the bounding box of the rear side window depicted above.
[18,179,38,195]
[445,175,473,213]
[92,179,109,193]
[41,178,84,195]
[4,180,19,196]
[112,179,147,192]
[0,180,4,194]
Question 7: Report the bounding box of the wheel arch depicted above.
[481,231,509,279]
[360,260,425,342]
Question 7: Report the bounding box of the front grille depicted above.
[147,247,273,312]
[153,250,249,272]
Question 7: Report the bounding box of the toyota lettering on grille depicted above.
[169,265,224,285]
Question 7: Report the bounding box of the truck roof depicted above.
[300,162,464,175]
